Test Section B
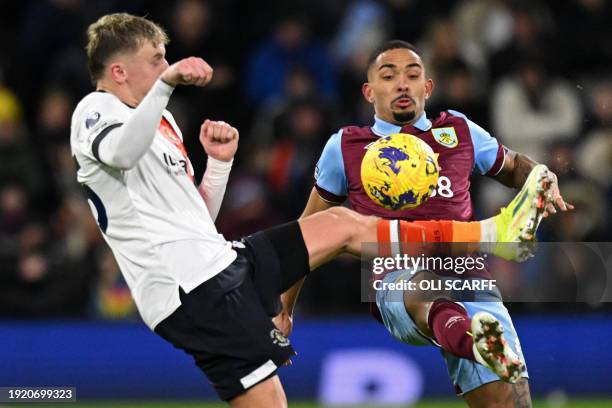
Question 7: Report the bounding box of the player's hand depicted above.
[161,57,213,87]
[273,310,293,338]
[543,170,575,218]
[273,311,297,366]
[200,120,238,162]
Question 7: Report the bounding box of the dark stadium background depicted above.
[0,0,611,406]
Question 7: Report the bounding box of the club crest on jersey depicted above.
[431,127,458,148]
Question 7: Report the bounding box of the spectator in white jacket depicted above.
[491,55,581,163]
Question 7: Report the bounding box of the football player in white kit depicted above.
[71,13,552,407]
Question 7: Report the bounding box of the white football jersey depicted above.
[70,82,236,329]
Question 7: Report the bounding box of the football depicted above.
[361,133,439,210]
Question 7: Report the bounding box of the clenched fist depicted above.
[200,120,239,162]
[161,57,213,87]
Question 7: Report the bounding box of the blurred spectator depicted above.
[248,64,342,159]
[553,0,612,77]
[164,0,240,101]
[0,185,30,238]
[36,88,73,148]
[217,173,283,240]
[12,0,86,110]
[428,59,488,126]
[576,80,612,190]
[249,65,318,148]
[385,0,430,44]
[332,0,389,66]
[0,198,96,317]
[491,55,581,164]
[332,0,389,122]
[546,180,607,241]
[160,0,245,176]
[245,13,338,104]
[94,246,136,320]
[0,86,48,208]
[547,144,576,179]
[265,98,330,218]
[453,0,514,66]
[488,1,555,81]
[419,17,484,106]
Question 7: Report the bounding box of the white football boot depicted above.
[471,311,525,383]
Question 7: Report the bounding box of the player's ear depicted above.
[109,62,128,85]
[362,82,374,103]
[425,78,434,100]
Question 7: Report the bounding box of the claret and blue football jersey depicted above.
[315,110,506,222]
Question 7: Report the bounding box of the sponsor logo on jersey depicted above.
[270,328,291,347]
[85,111,101,129]
[431,127,458,148]
[162,152,189,177]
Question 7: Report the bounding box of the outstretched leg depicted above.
[297,165,550,386]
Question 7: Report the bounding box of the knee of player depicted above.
[465,380,529,408]
[321,207,365,242]
[324,206,352,219]
[330,207,376,232]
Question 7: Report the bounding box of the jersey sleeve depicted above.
[314,130,347,203]
[75,79,174,170]
[72,93,129,164]
[448,110,505,176]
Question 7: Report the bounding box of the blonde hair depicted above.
[86,13,169,83]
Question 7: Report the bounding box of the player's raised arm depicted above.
[161,57,213,88]
[453,109,575,218]
[493,148,574,217]
[96,58,213,170]
[197,120,238,220]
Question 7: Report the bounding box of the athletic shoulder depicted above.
[71,92,130,162]
[444,110,504,175]
[74,91,129,118]
[445,109,489,133]
[340,124,371,138]
[315,129,347,202]
[446,109,468,120]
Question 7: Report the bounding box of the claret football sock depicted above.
[427,299,475,361]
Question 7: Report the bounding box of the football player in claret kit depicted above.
[71,15,551,407]
[277,40,573,407]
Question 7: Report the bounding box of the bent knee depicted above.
[322,207,378,246]
[326,206,378,226]
[324,206,355,220]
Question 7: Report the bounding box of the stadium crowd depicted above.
[0,0,611,319]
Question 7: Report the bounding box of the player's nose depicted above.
[396,76,410,92]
